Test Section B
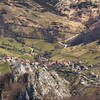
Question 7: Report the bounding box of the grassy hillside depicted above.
[0,37,59,60]
[51,41,100,65]
[0,0,85,40]
[0,37,100,66]
[0,62,10,74]
[0,0,100,73]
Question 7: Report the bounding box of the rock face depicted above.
[10,61,70,100]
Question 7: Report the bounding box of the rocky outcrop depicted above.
[9,60,71,100]
[0,57,100,100]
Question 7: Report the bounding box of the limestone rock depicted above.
[10,61,71,100]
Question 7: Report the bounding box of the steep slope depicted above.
[0,56,100,100]
[0,0,99,42]
[0,0,86,41]
[66,19,100,46]
[0,0,99,67]
[0,60,71,100]
[45,0,100,21]
[0,1,100,99]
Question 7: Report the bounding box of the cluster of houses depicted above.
[0,55,99,77]
[0,54,100,94]
[46,60,89,71]
[9,57,40,74]
[0,56,30,64]
[0,55,97,72]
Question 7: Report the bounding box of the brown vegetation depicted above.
[0,73,26,100]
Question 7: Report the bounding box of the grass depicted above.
[0,0,85,42]
[0,62,10,74]
[19,55,34,62]
[0,37,60,60]
[24,38,58,53]
[0,37,30,56]
[51,41,100,65]
[0,37,100,66]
